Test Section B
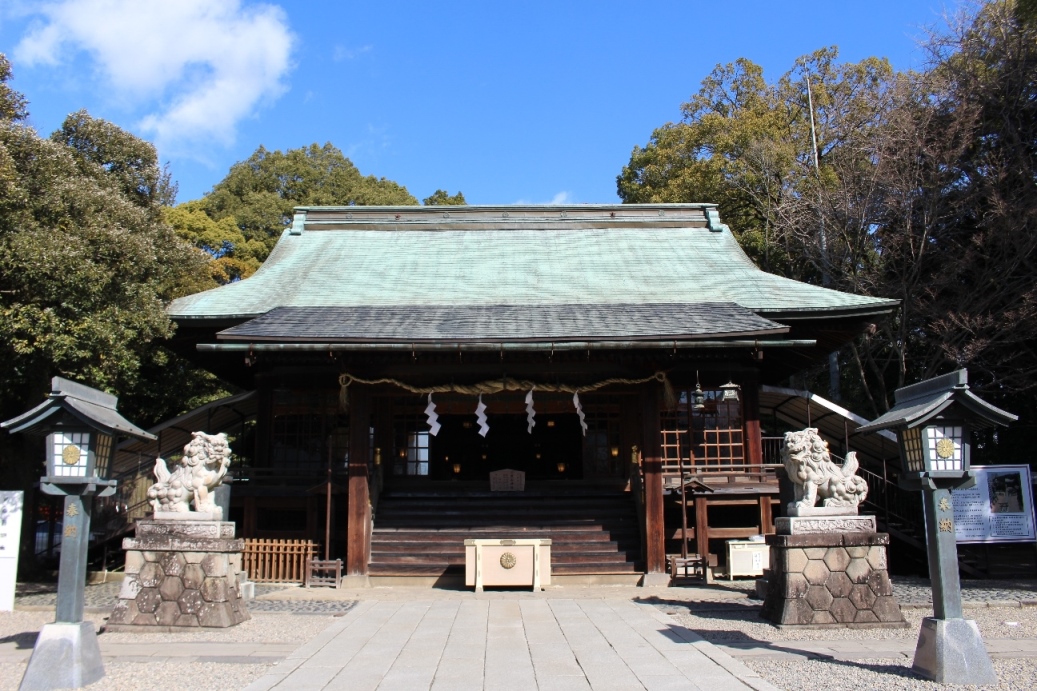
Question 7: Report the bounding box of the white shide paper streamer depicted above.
[425,393,441,436]
[573,392,587,436]
[475,395,489,437]
[525,389,536,434]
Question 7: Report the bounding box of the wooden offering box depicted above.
[465,538,551,591]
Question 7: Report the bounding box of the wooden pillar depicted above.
[255,374,273,467]
[243,496,257,538]
[759,495,774,534]
[743,370,763,467]
[694,495,710,560]
[373,396,393,496]
[346,385,371,576]
[640,385,665,574]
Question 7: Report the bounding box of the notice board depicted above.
[952,465,1036,544]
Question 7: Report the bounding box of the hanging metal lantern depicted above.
[692,372,706,411]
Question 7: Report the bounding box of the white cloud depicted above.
[333,44,372,62]
[13,0,295,152]
[513,191,574,205]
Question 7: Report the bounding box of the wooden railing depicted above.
[661,462,781,485]
[243,538,317,584]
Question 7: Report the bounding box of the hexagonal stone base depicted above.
[760,532,907,628]
[107,520,249,632]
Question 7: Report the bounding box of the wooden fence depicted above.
[243,539,317,584]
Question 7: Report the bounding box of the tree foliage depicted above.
[0,55,234,553]
[191,143,418,267]
[165,201,264,285]
[618,1,1037,442]
[618,48,895,285]
[423,189,467,205]
[0,56,228,424]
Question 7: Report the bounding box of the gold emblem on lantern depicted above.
[62,444,81,465]
[939,518,953,532]
[938,497,951,512]
[935,438,955,459]
[500,552,517,569]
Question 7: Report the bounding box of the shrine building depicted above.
[121,204,898,583]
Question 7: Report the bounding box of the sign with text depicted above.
[0,491,24,611]
[952,466,1035,544]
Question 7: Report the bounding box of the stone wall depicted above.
[760,532,906,627]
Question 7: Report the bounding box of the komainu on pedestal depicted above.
[107,432,251,632]
[760,429,906,627]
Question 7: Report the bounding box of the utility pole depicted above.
[806,75,840,402]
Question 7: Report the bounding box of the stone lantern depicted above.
[857,369,1016,685]
[2,377,155,691]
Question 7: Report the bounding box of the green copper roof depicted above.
[168,204,897,325]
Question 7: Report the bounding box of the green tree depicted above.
[0,56,230,572]
[165,201,264,284]
[618,1,1037,445]
[423,189,466,205]
[618,48,895,285]
[200,143,418,260]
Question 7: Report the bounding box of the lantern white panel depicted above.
[925,426,963,471]
[52,432,90,477]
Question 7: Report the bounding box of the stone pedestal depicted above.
[107,519,250,631]
[18,622,104,691]
[760,517,906,627]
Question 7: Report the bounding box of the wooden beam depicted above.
[346,385,371,576]
[641,384,665,574]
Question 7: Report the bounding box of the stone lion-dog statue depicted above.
[147,431,231,519]
[782,428,868,513]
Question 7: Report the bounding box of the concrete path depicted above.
[243,599,778,691]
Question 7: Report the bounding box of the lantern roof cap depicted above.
[1,377,156,440]
[857,369,1017,434]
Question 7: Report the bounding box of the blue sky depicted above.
[1,1,956,206]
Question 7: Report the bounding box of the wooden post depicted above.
[641,385,665,575]
[743,370,763,468]
[694,495,710,562]
[759,495,774,534]
[243,496,257,538]
[346,385,371,576]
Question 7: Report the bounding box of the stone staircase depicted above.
[368,489,642,577]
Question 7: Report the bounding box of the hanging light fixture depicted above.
[692,371,706,411]
[720,379,741,403]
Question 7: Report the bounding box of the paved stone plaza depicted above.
[5,578,1037,690]
[242,598,775,691]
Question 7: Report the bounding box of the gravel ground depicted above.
[665,603,1037,690]
[0,609,338,691]
[668,601,1037,642]
[0,660,274,691]
[745,657,1037,691]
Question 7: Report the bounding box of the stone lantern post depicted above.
[857,369,1016,685]
[2,377,155,690]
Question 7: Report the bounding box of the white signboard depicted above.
[952,465,1036,544]
[0,491,24,611]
